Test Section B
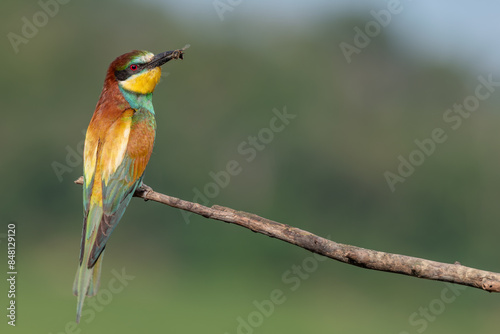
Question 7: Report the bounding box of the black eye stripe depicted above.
[114,63,145,81]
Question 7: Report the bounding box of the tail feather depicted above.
[73,252,104,323]
[74,203,104,323]
[87,253,104,296]
[74,265,92,323]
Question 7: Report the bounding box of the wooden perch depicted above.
[75,176,500,293]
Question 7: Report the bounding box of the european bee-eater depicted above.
[74,47,185,323]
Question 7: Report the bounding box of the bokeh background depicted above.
[2,0,500,333]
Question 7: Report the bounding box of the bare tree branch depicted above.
[75,176,500,293]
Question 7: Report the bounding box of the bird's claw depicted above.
[136,184,154,201]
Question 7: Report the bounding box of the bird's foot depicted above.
[136,184,154,201]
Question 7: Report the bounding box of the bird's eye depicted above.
[130,64,138,71]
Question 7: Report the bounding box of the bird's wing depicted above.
[86,108,156,267]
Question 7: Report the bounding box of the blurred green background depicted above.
[2,0,500,333]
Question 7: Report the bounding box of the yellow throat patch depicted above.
[119,67,161,94]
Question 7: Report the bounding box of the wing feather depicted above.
[86,108,156,267]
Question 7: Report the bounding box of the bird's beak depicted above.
[148,45,189,69]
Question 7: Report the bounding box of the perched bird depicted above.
[74,47,186,323]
